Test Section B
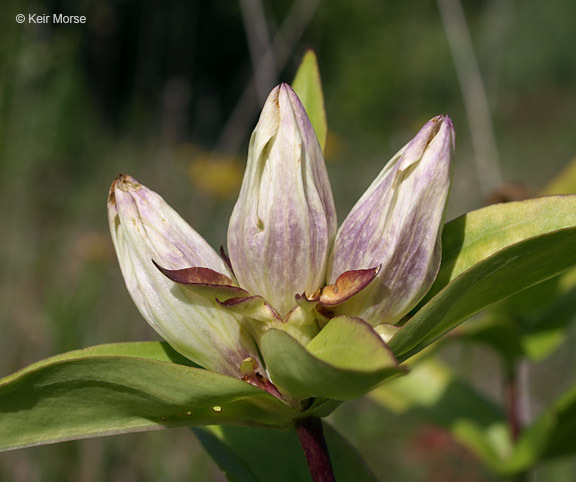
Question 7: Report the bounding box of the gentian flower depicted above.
[108,83,454,403]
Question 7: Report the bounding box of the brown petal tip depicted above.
[115,174,142,192]
[108,174,142,205]
[153,262,246,293]
[219,245,235,276]
[320,266,380,306]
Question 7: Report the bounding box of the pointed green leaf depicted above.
[391,196,576,358]
[1,342,198,384]
[292,49,328,152]
[425,196,576,300]
[261,316,403,400]
[0,343,298,452]
[455,168,576,362]
[193,422,377,482]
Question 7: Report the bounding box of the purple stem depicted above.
[506,364,521,441]
[296,418,335,482]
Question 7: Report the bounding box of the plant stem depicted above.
[505,361,532,482]
[506,360,529,443]
[296,417,335,482]
[506,364,521,441]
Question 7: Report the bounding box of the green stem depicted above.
[296,417,335,482]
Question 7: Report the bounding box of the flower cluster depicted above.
[108,84,454,402]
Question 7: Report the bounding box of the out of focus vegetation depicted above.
[1,0,575,480]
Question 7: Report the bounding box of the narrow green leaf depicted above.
[391,196,576,358]
[194,422,377,482]
[262,316,403,400]
[503,267,576,360]
[451,315,525,364]
[0,341,197,384]
[426,196,576,301]
[0,344,298,452]
[370,357,512,473]
[455,166,576,362]
[456,276,576,362]
[292,49,328,152]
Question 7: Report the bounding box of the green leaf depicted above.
[426,196,576,300]
[0,343,298,452]
[370,357,512,472]
[194,422,377,482]
[261,316,403,400]
[451,315,525,364]
[454,162,576,362]
[390,196,576,358]
[503,267,576,361]
[292,49,327,152]
[0,341,197,384]
[455,275,576,362]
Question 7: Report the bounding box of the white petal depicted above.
[108,175,256,377]
[228,84,336,316]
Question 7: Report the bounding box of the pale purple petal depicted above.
[108,175,256,377]
[228,84,337,316]
[328,116,454,325]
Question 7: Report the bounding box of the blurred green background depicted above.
[1,0,576,480]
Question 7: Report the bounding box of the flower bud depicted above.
[108,175,255,377]
[228,84,337,316]
[328,116,454,325]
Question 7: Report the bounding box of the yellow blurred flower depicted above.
[177,144,244,199]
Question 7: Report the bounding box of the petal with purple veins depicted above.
[228,84,337,317]
[328,116,454,325]
[108,174,256,377]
